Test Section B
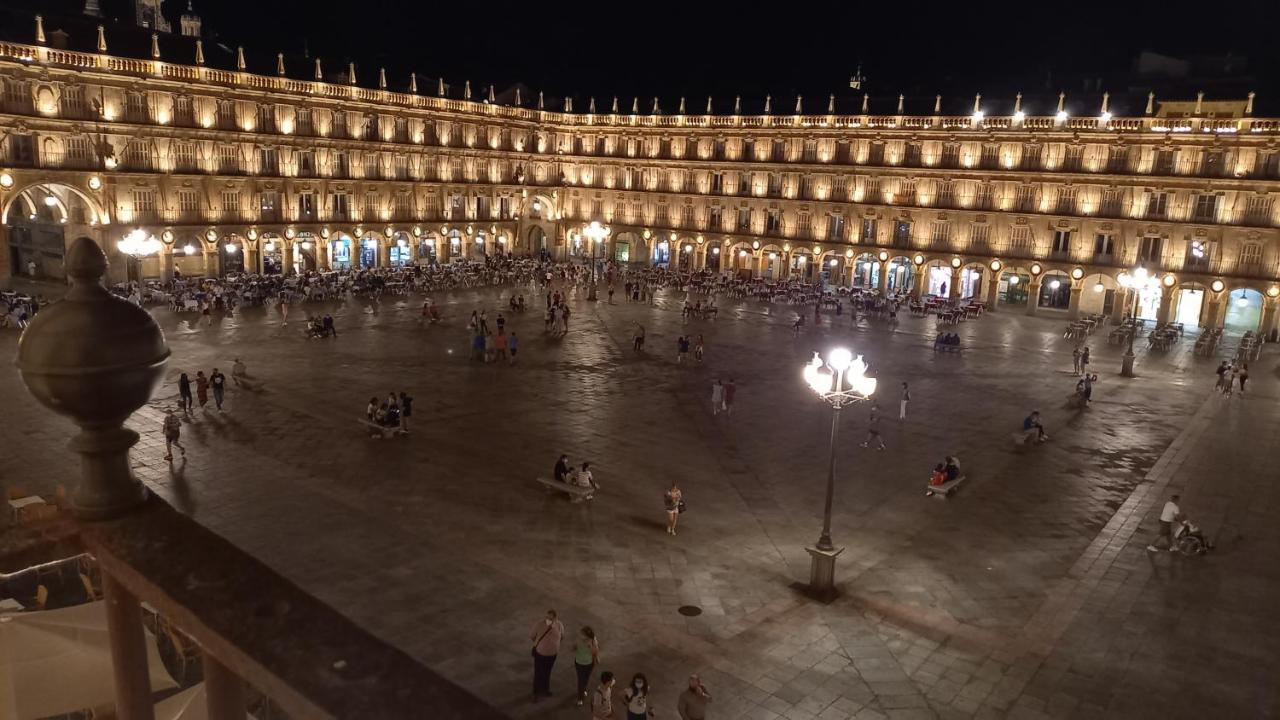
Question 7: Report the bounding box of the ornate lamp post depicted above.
[116,228,162,285]
[802,348,877,600]
[583,220,609,301]
[1117,267,1161,377]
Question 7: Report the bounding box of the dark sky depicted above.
[10,0,1280,112]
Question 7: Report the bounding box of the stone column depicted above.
[877,262,890,294]
[1260,298,1279,339]
[245,244,260,276]
[1025,278,1042,316]
[204,248,218,277]
[914,267,929,296]
[1111,287,1129,324]
[950,267,962,300]
[986,275,1001,312]
[161,249,175,283]
[1068,283,1083,319]
[1204,296,1224,329]
[1157,288,1174,323]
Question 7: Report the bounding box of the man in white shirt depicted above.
[1147,494,1181,552]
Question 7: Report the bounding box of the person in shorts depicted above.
[163,408,186,461]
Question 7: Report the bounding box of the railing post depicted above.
[103,573,157,720]
[204,651,247,720]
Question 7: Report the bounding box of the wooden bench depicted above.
[925,476,967,498]
[535,477,595,502]
[361,418,400,439]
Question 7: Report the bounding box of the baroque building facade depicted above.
[3,34,1280,333]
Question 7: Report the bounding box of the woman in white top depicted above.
[622,672,651,720]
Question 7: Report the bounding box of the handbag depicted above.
[677,499,687,514]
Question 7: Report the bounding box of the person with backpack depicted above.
[163,408,186,461]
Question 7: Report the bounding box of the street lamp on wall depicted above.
[802,348,877,600]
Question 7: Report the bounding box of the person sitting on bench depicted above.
[944,456,961,482]
[366,397,380,422]
[1023,411,1049,441]
[554,455,571,484]
[929,464,947,487]
[322,314,336,337]
[570,462,599,492]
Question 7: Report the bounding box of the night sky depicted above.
[7,0,1280,113]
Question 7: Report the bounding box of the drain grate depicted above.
[677,605,702,617]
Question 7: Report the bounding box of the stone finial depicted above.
[539,91,545,110]
[612,96,619,113]
[36,14,46,44]
[631,97,638,114]
[733,95,741,114]
[314,58,322,81]
[16,237,170,520]
[378,67,387,90]
[1014,92,1022,114]
[563,96,571,112]
[1145,91,1155,115]
[828,94,835,114]
[438,77,445,96]
[707,96,713,114]
[764,94,771,113]
[861,93,868,114]
[464,80,472,99]
[1057,92,1065,114]
[678,97,686,114]
[934,94,941,114]
[195,39,204,65]
[896,94,904,114]
[972,93,981,114]
[276,53,285,76]
[96,24,106,53]
[1100,91,1110,115]
[409,72,417,93]
[1246,91,1255,116]
[236,46,245,71]
[348,62,357,85]
[652,97,660,114]
[1194,91,1204,115]
[794,94,802,114]
[588,96,596,113]
[514,87,521,106]
[150,32,160,59]
[488,85,496,103]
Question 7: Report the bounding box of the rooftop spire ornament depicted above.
[631,97,638,114]
[378,67,387,90]
[488,85,496,103]
[35,15,47,44]
[1246,91,1255,116]
[1100,91,1110,115]
[438,77,445,96]
[236,46,245,71]
[612,96,619,113]
[96,24,106,53]
[934,95,941,114]
[652,97,659,114]
[589,96,596,113]
[514,87,521,105]
[195,39,204,65]
[861,93,868,114]
[896,94,904,114]
[1057,92,1066,115]
[464,80,471,99]
[972,93,981,114]
[277,52,285,76]
[150,32,160,59]
[707,96,714,114]
[1194,91,1204,115]
[314,58,322,81]
[764,94,771,113]
[409,72,417,93]
[1014,92,1023,114]
[678,97,686,114]
[828,94,835,114]
[538,91,545,110]
[347,62,356,85]
[733,95,741,114]
[1145,91,1154,115]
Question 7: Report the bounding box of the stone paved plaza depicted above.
[2,278,1278,720]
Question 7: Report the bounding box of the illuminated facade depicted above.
[2,34,1280,332]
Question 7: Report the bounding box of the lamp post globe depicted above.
[583,221,609,301]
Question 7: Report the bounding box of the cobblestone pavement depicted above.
[2,279,1277,720]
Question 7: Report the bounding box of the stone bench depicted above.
[535,477,595,502]
[361,419,400,439]
[925,476,966,498]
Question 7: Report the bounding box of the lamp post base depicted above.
[1121,350,1136,377]
[587,282,598,301]
[805,545,845,602]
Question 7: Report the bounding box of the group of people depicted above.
[468,309,519,363]
[177,368,228,414]
[365,391,414,434]
[675,335,704,364]
[933,332,962,350]
[305,314,338,338]
[926,455,962,495]
[709,379,737,416]
[1214,360,1249,395]
[530,610,712,720]
[553,455,599,495]
[0,293,41,329]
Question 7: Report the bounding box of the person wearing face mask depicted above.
[622,672,653,720]
[591,671,616,720]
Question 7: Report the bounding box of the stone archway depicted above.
[2,181,109,280]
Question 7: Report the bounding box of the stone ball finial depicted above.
[16,237,169,519]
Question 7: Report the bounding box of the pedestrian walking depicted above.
[723,378,736,416]
[694,335,705,363]
[633,323,646,352]
[162,408,186,461]
[676,336,689,364]
[591,672,617,720]
[677,674,712,720]
[861,404,886,450]
[1080,346,1090,371]
[622,673,653,720]
[1239,363,1249,393]
[664,482,683,535]
[1147,494,1182,552]
[529,609,564,701]
[1072,346,1082,375]
[231,358,247,388]
[508,331,519,364]
[573,627,600,707]
[195,371,210,411]
[899,382,910,420]
[177,372,193,416]
[209,368,226,411]
[711,379,725,416]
